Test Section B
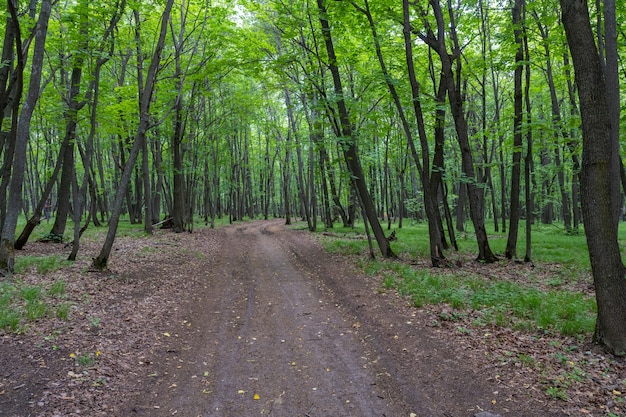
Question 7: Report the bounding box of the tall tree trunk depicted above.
[92,0,174,270]
[317,0,393,257]
[601,0,621,225]
[424,0,496,262]
[171,18,187,233]
[564,50,582,231]
[505,0,524,259]
[523,27,533,263]
[534,10,572,232]
[49,36,90,241]
[282,132,292,225]
[0,0,51,273]
[353,0,442,264]
[560,0,626,354]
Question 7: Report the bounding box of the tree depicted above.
[316,0,394,258]
[418,0,497,263]
[505,0,525,259]
[0,0,53,274]
[560,0,626,354]
[92,0,175,270]
[349,0,444,266]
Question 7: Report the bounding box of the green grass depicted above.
[395,269,596,335]
[0,279,69,332]
[15,255,72,274]
[320,219,606,337]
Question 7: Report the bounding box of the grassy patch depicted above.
[320,220,603,337]
[0,279,70,332]
[15,255,71,275]
[394,268,596,335]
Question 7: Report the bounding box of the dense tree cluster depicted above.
[0,0,625,351]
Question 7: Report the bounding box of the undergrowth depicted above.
[0,278,69,332]
[321,220,602,337]
[380,265,596,336]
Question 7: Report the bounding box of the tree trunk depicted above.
[317,0,393,257]
[92,0,174,270]
[523,28,534,263]
[0,0,51,273]
[354,0,441,264]
[560,0,626,354]
[425,0,496,262]
[505,0,524,259]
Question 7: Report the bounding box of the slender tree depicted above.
[317,0,394,258]
[92,0,175,270]
[505,0,524,259]
[419,0,496,262]
[0,0,52,273]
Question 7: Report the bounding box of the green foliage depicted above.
[321,220,602,337]
[15,255,71,275]
[55,303,71,320]
[546,386,569,401]
[392,268,595,336]
[0,279,69,332]
[74,352,96,367]
[48,280,66,297]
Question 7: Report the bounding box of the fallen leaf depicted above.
[163,332,171,337]
[238,390,246,394]
[253,393,260,400]
[613,390,622,395]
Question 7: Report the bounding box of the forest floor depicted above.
[0,219,624,416]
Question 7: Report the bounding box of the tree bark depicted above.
[505,0,524,259]
[352,0,442,264]
[92,0,175,270]
[0,0,52,273]
[423,0,496,262]
[560,0,626,354]
[317,0,393,258]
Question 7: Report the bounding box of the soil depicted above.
[0,219,624,416]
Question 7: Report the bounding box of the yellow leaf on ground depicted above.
[163,332,170,337]
[253,393,260,400]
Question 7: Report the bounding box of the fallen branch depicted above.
[152,217,173,228]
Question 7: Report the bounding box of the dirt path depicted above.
[1,220,571,416]
[116,220,559,417]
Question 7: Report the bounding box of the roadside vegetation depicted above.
[317,219,626,412]
[321,220,600,338]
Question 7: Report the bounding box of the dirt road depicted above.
[1,220,566,416]
[116,220,557,417]
[121,221,408,416]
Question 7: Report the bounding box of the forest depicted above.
[0,0,625,354]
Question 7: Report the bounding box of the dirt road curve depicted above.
[113,220,558,417]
